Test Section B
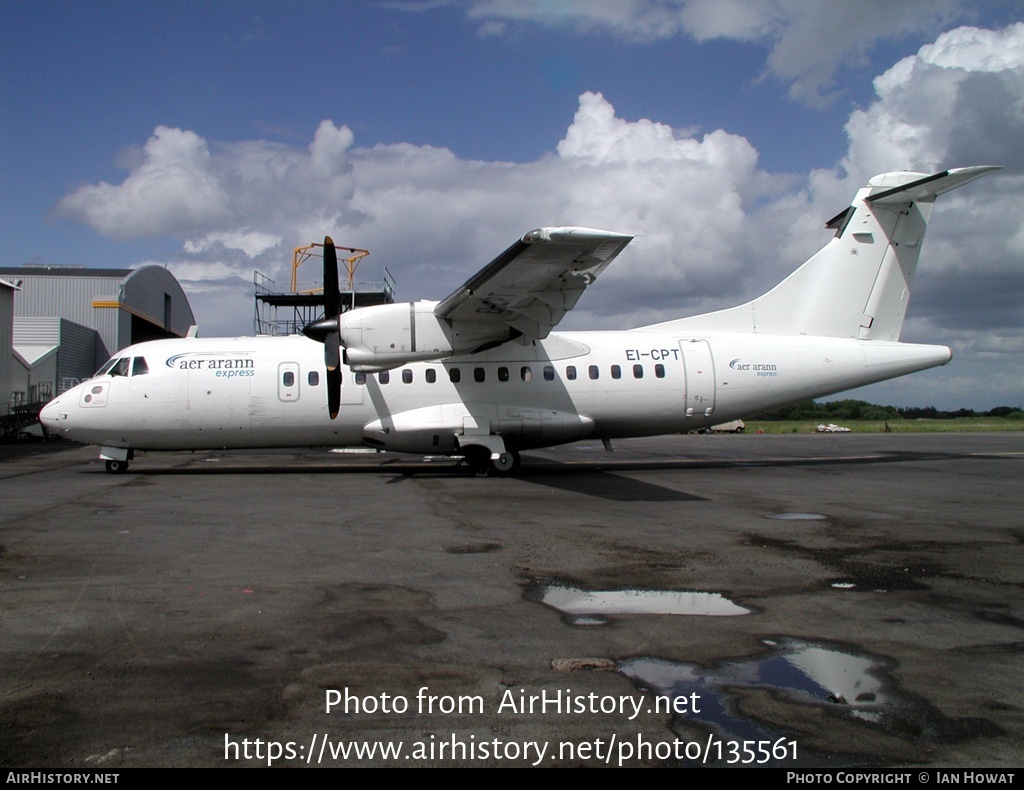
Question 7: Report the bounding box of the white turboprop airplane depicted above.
[40,166,998,475]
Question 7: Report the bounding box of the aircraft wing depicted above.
[434,226,633,342]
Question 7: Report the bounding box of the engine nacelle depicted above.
[340,301,511,371]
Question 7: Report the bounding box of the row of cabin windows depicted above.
[298,363,667,388]
[102,357,665,388]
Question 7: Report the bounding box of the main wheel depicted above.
[489,450,521,477]
[105,459,129,474]
[461,446,491,476]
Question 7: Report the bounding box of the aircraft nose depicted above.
[39,398,63,431]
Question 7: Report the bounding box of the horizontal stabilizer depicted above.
[866,166,1001,205]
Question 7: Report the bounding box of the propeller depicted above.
[301,237,342,419]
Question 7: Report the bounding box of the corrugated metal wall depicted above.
[59,319,101,382]
[0,284,14,416]
[4,273,122,357]
[12,315,59,345]
[123,266,196,338]
[12,317,101,393]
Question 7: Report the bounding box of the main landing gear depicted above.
[105,459,129,474]
[462,446,521,477]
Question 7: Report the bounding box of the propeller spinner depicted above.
[301,237,342,419]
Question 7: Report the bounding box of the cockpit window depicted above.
[96,356,148,377]
[95,358,118,376]
[109,358,130,377]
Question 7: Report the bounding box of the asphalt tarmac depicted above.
[1,433,1022,768]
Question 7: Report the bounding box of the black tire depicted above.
[105,459,129,474]
[461,446,491,476]
[489,450,521,477]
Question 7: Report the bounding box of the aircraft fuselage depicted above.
[41,329,950,457]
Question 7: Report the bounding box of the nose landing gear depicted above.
[101,447,133,474]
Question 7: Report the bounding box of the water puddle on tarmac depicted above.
[620,638,974,764]
[532,582,750,625]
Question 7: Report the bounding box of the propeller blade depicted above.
[327,367,341,420]
[325,328,341,371]
[323,236,340,319]
[300,235,345,420]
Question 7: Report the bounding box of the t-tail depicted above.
[651,166,1000,340]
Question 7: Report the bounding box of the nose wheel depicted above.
[105,459,129,474]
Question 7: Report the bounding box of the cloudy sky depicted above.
[2,1,1022,410]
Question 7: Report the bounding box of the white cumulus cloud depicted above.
[59,126,231,238]
[184,230,283,259]
[460,0,966,104]
[843,23,1024,178]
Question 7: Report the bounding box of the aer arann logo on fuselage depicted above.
[729,358,778,377]
[165,353,255,374]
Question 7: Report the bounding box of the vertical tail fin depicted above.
[650,166,999,340]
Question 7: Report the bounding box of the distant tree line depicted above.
[751,400,1024,421]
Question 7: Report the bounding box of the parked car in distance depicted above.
[816,423,851,433]
[700,420,746,434]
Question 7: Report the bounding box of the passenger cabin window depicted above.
[521,366,532,382]
[589,365,599,380]
[611,365,622,380]
[474,367,485,383]
[283,371,295,387]
[633,364,644,379]
[426,369,436,384]
[655,364,665,379]
[355,372,366,385]
[543,366,555,381]
[402,370,413,384]
[498,367,509,382]
[308,371,319,386]
[566,365,577,380]
[379,371,390,384]
[449,368,461,383]
[132,357,149,376]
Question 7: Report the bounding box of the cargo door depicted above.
[680,340,715,418]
